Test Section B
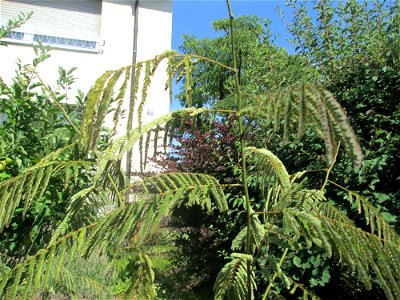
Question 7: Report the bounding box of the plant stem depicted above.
[251,211,282,216]
[226,1,252,299]
[321,142,340,191]
[262,247,289,300]
[30,69,80,134]
[189,54,237,72]
[108,172,125,209]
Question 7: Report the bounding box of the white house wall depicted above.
[0,0,172,119]
[136,0,172,124]
[0,0,172,171]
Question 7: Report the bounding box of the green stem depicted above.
[107,172,125,209]
[189,54,237,72]
[207,109,238,114]
[251,211,282,216]
[321,141,340,191]
[30,69,80,134]
[262,247,289,300]
[226,1,252,299]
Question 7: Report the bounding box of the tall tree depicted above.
[284,0,400,228]
[178,15,315,107]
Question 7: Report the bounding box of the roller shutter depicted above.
[0,0,102,41]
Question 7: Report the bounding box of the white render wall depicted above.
[0,0,172,173]
[0,0,172,125]
[136,0,172,124]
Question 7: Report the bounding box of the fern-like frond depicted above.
[128,172,227,211]
[95,107,209,180]
[49,186,96,244]
[124,252,156,300]
[79,50,184,156]
[231,227,248,252]
[0,158,92,233]
[239,84,362,169]
[0,200,145,298]
[282,208,332,253]
[246,147,291,191]
[0,171,226,299]
[51,159,126,245]
[112,67,131,137]
[329,181,400,244]
[214,253,256,300]
[231,216,265,252]
[126,172,227,244]
[0,161,54,232]
[317,203,400,299]
[79,69,116,154]
[2,147,225,296]
[279,201,400,300]
[245,147,291,203]
[51,263,113,299]
[262,222,301,250]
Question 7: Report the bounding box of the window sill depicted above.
[3,32,104,54]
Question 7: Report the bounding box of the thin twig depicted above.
[262,248,289,300]
[107,172,125,208]
[225,1,253,299]
[320,141,340,191]
[251,211,282,216]
[29,68,80,134]
[188,54,237,73]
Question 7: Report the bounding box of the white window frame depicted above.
[0,0,104,53]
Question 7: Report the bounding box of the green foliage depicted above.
[0,45,77,173]
[214,253,256,300]
[1,3,399,299]
[230,144,399,299]
[126,252,156,299]
[0,47,231,299]
[0,39,88,264]
[0,12,32,45]
[170,1,399,299]
[178,15,315,108]
[238,84,362,169]
[245,147,291,192]
[284,0,400,221]
[277,2,400,295]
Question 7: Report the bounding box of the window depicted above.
[0,0,102,52]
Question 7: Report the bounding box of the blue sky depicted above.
[171,0,295,53]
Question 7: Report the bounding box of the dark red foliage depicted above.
[166,115,239,184]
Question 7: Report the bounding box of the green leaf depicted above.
[293,256,301,267]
